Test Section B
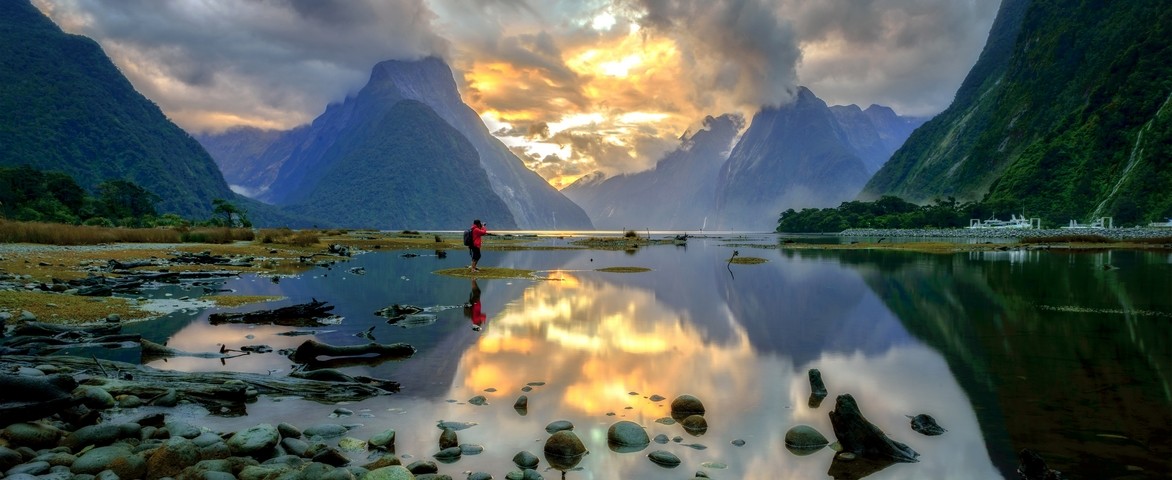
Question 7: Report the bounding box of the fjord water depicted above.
[134,235,1170,479]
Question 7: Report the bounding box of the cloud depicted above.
[627,0,802,111]
[780,0,1000,116]
[34,0,449,132]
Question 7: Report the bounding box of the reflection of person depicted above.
[464,278,487,331]
[468,219,487,272]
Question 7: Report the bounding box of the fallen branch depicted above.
[291,339,415,364]
[209,299,336,326]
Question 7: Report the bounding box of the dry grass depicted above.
[596,266,652,273]
[204,295,284,308]
[258,228,321,247]
[433,267,539,280]
[729,256,768,264]
[0,291,150,324]
[0,220,257,246]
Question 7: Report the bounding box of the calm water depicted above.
[108,235,1170,479]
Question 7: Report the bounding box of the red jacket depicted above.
[471,225,487,248]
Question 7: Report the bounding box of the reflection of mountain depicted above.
[715,252,915,365]
[812,248,1172,478]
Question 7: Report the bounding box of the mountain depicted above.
[561,114,743,230]
[861,0,1172,225]
[714,87,874,231]
[200,57,594,230]
[194,126,287,198]
[830,105,927,174]
[0,0,239,219]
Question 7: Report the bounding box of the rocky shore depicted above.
[839,226,1172,241]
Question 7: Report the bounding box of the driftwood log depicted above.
[0,373,80,426]
[209,299,336,326]
[2,355,396,416]
[291,339,415,365]
[828,394,919,463]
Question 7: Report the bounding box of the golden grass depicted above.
[570,236,679,250]
[204,295,284,308]
[729,257,768,264]
[596,266,652,273]
[0,220,256,246]
[433,267,538,280]
[0,291,150,325]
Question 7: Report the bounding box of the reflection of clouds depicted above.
[463,271,759,419]
[147,319,303,374]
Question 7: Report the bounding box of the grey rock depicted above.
[606,421,649,451]
[468,472,493,480]
[543,431,586,458]
[32,451,75,467]
[238,464,293,480]
[192,431,225,448]
[439,428,458,449]
[784,424,829,451]
[434,446,462,461]
[908,414,946,436]
[467,395,488,406]
[647,450,681,467]
[5,460,50,476]
[227,424,280,458]
[458,444,484,455]
[280,437,310,457]
[1,422,62,450]
[277,422,302,439]
[312,447,351,467]
[653,434,670,444]
[681,414,708,435]
[543,420,573,434]
[165,421,203,439]
[146,437,200,479]
[670,394,705,418]
[511,450,539,469]
[0,446,22,471]
[19,310,36,322]
[363,465,415,480]
[304,424,349,439]
[369,429,396,450]
[407,459,439,474]
[62,423,141,450]
[72,445,146,478]
[513,395,527,412]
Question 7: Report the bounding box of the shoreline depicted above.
[837,226,1172,241]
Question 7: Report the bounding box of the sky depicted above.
[34,0,1000,189]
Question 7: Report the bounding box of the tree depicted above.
[212,198,247,227]
[97,180,159,224]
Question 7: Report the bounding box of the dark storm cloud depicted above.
[35,0,450,131]
[628,0,802,109]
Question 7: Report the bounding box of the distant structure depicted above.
[1149,218,1172,228]
[1061,217,1113,229]
[968,214,1040,229]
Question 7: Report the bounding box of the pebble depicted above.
[648,450,681,467]
[544,420,574,434]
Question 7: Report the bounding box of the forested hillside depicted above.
[0,0,237,218]
[862,0,1172,225]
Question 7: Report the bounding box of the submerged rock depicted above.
[908,414,946,436]
[648,450,681,467]
[828,394,919,463]
[670,394,705,420]
[784,424,829,455]
[607,421,650,452]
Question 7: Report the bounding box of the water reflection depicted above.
[141,239,1170,479]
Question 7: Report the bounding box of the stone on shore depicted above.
[670,394,705,419]
[71,445,146,478]
[227,423,280,458]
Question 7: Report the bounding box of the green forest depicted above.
[0,165,247,228]
[776,196,1031,233]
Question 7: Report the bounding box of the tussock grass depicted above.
[179,227,254,244]
[0,291,149,324]
[258,228,320,247]
[434,267,538,280]
[0,220,180,245]
[596,266,651,273]
[729,256,768,264]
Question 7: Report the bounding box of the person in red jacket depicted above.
[468,219,487,272]
[465,278,487,331]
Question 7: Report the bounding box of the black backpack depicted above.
[463,228,473,247]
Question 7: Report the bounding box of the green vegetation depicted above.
[863,1,1172,226]
[776,196,1019,233]
[0,220,253,245]
[433,267,538,280]
[596,267,651,273]
[0,1,241,219]
[0,165,254,232]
